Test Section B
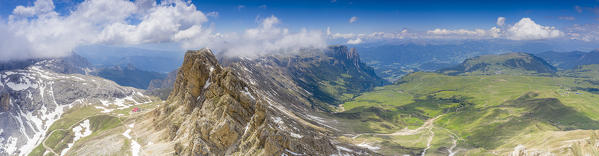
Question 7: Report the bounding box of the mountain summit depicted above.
[143,49,374,155]
[440,52,556,75]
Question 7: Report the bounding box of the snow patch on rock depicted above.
[60,119,92,156]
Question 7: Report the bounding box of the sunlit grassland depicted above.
[28,99,161,156]
[337,71,599,154]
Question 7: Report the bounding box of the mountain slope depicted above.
[0,57,152,155]
[339,71,599,155]
[225,45,386,111]
[440,52,556,75]
[537,50,599,69]
[91,64,166,89]
[146,69,178,100]
[140,49,373,155]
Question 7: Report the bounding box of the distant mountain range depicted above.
[89,64,166,89]
[76,45,184,73]
[537,50,599,69]
[353,40,598,81]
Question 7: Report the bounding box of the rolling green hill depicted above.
[440,52,556,76]
[334,69,599,155]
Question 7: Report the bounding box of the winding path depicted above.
[39,114,125,156]
[348,115,464,156]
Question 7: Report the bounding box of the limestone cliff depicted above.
[150,49,373,155]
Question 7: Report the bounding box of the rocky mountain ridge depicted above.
[144,48,376,155]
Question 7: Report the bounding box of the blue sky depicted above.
[2,0,598,33]
[1,0,599,61]
[187,0,599,33]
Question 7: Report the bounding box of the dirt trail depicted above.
[39,114,125,156]
[420,123,435,156]
[447,132,458,156]
[42,140,59,156]
[377,115,440,136]
[347,115,465,156]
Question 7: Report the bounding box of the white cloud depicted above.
[427,28,488,36]
[497,17,505,26]
[349,16,358,23]
[489,27,502,38]
[425,27,501,40]
[180,15,327,58]
[506,18,563,40]
[326,27,411,44]
[1,0,327,61]
[331,32,356,39]
[567,24,599,42]
[3,0,325,61]
[346,38,362,44]
[424,17,563,40]
[12,0,55,17]
[206,11,219,18]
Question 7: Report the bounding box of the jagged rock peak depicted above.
[327,45,361,66]
[151,48,374,155]
[168,48,222,102]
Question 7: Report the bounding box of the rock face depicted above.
[0,57,150,155]
[151,49,374,155]
[230,45,386,111]
[148,69,178,90]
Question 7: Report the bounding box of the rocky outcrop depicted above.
[151,49,373,155]
[145,69,178,100]
[231,45,386,111]
[148,69,178,90]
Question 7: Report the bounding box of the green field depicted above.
[337,71,599,155]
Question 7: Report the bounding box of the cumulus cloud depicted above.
[12,0,55,17]
[346,38,362,44]
[181,15,327,57]
[427,28,488,36]
[426,27,503,39]
[425,17,563,40]
[497,17,505,26]
[327,27,410,44]
[349,16,358,23]
[506,18,563,40]
[1,0,327,61]
[1,0,210,61]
